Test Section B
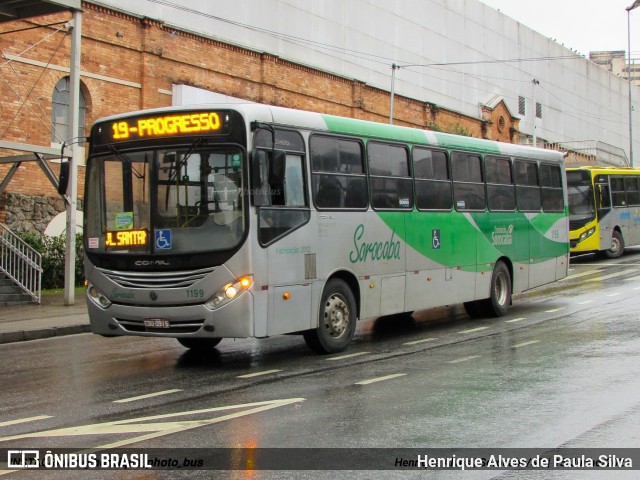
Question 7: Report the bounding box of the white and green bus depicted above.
[82,103,569,354]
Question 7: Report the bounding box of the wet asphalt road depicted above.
[3,250,640,479]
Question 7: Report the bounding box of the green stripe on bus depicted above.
[377,210,566,271]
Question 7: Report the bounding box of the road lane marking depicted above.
[0,415,52,428]
[580,263,640,267]
[326,352,370,361]
[606,292,623,297]
[0,398,305,448]
[459,326,489,334]
[624,275,640,282]
[237,369,282,378]
[585,269,638,282]
[577,300,594,305]
[512,340,541,349]
[446,355,481,364]
[634,286,640,291]
[505,317,526,323]
[113,389,182,404]
[560,269,601,280]
[355,373,407,385]
[403,338,438,345]
[545,308,565,313]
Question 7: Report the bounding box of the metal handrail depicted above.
[0,223,42,303]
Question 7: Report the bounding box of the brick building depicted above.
[0,1,519,233]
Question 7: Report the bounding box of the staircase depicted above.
[0,273,33,306]
[0,223,42,305]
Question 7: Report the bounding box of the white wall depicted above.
[94,0,640,162]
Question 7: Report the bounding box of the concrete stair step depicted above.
[0,293,34,306]
[0,274,36,305]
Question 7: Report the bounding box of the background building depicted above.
[590,50,640,85]
[0,0,638,235]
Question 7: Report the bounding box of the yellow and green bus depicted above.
[568,166,640,258]
[80,103,569,354]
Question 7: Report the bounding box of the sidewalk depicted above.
[0,293,90,344]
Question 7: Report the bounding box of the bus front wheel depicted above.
[303,279,357,354]
[177,337,222,350]
[604,230,625,259]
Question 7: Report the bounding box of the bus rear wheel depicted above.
[464,261,511,318]
[177,337,222,350]
[604,230,624,259]
[303,278,357,354]
[484,261,511,317]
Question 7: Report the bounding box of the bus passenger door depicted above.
[255,151,314,335]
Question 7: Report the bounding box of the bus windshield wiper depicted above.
[107,144,145,179]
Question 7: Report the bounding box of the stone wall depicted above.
[0,193,80,234]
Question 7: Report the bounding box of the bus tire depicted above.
[604,230,625,259]
[483,261,511,317]
[303,278,357,354]
[177,337,222,350]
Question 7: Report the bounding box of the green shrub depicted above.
[17,232,85,289]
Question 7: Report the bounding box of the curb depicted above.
[0,324,92,345]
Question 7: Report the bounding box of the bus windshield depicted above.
[567,170,596,227]
[568,183,595,219]
[84,145,245,254]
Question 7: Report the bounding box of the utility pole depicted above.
[627,1,640,166]
[64,10,82,306]
[390,63,398,125]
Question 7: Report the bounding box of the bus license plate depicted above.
[144,318,170,328]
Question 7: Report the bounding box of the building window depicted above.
[51,76,86,145]
[536,102,542,119]
[518,96,526,116]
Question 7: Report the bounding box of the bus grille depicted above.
[99,267,215,289]
[116,318,205,334]
[569,218,592,231]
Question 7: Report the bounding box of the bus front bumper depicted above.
[87,291,255,339]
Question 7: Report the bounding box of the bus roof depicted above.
[566,165,640,174]
[94,102,566,163]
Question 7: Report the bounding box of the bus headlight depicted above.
[205,275,253,310]
[579,227,596,242]
[87,283,111,309]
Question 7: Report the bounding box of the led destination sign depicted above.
[105,229,148,248]
[90,111,234,146]
[111,112,222,141]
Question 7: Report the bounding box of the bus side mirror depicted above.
[269,150,286,185]
[251,150,269,206]
[57,161,69,195]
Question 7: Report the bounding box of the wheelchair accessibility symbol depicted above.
[432,229,440,249]
[155,229,172,250]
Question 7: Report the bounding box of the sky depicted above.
[479,0,640,59]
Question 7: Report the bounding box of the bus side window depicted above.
[539,163,564,212]
[452,152,485,211]
[514,159,541,212]
[368,142,413,210]
[597,184,611,215]
[413,147,452,210]
[625,176,640,206]
[485,155,515,211]
[310,135,367,210]
[611,177,626,207]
